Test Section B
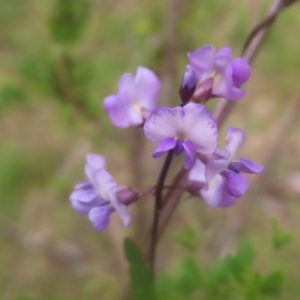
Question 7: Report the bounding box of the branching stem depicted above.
[149,150,174,279]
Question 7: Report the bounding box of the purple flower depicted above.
[70,154,136,231]
[144,103,218,169]
[188,127,263,207]
[188,45,251,101]
[104,66,161,128]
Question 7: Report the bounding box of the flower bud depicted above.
[179,65,197,104]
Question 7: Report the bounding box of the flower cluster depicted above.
[70,45,263,231]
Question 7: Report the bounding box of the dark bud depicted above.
[179,65,197,104]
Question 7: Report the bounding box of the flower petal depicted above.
[182,103,218,154]
[70,190,100,214]
[93,169,130,227]
[86,153,106,170]
[225,126,246,156]
[183,140,196,169]
[135,66,161,110]
[70,189,97,203]
[104,74,143,128]
[205,148,231,182]
[188,159,206,183]
[88,205,114,232]
[217,47,231,56]
[232,58,251,86]
[74,181,93,190]
[188,45,215,81]
[230,158,264,174]
[200,174,238,207]
[221,171,249,197]
[153,137,176,158]
[85,164,98,188]
[144,106,183,142]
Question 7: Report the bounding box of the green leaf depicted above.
[227,241,255,282]
[260,271,283,297]
[272,219,293,250]
[123,238,154,300]
[49,0,90,46]
[176,256,202,295]
[174,225,202,251]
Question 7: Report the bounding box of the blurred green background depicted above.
[1,0,300,299]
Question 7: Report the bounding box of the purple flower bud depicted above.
[179,65,197,104]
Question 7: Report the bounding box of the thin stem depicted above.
[149,150,174,279]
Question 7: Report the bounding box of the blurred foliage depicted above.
[49,0,90,46]
[125,238,286,299]
[124,238,154,300]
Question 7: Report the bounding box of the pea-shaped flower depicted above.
[188,127,263,207]
[70,154,137,231]
[104,66,161,128]
[144,103,218,169]
[188,45,251,102]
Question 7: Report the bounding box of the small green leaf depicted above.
[174,225,202,251]
[260,271,283,297]
[227,241,255,282]
[123,238,154,300]
[176,256,202,295]
[272,219,293,249]
[49,0,90,46]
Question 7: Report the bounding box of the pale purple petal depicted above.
[94,169,130,227]
[188,159,206,183]
[104,95,143,128]
[70,199,94,214]
[212,55,245,101]
[188,45,215,81]
[221,171,249,197]
[86,153,106,170]
[88,206,114,232]
[70,190,100,214]
[232,58,251,86]
[230,158,264,174]
[85,164,97,188]
[205,148,231,182]
[144,106,183,142]
[70,189,97,203]
[182,103,218,154]
[200,174,238,207]
[153,137,176,158]
[74,181,93,190]
[135,66,161,110]
[104,74,141,128]
[225,126,246,156]
[183,140,196,169]
[218,47,231,56]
